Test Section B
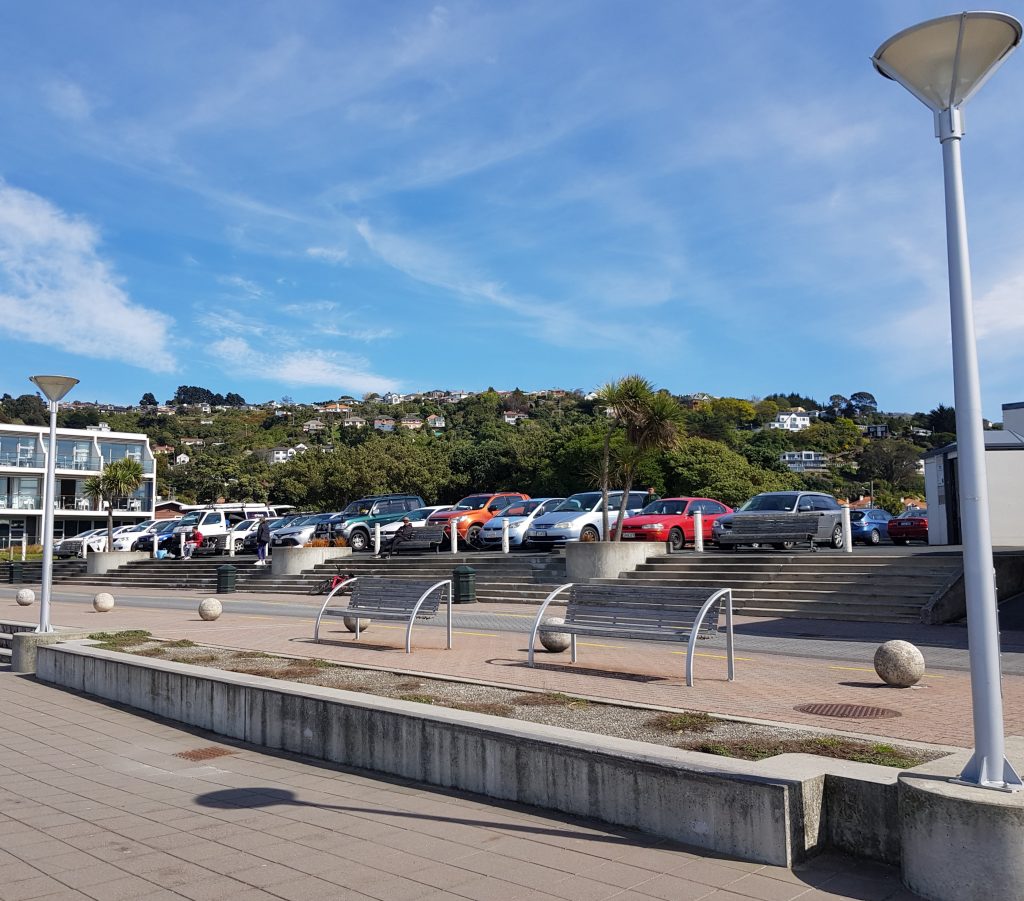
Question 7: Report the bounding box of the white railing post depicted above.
[228,529,235,556]
[693,511,704,553]
[81,534,88,563]
[501,518,510,554]
[450,522,458,554]
[841,505,853,553]
[179,531,185,558]
[373,523,381,556]
[152,527,158,559]
[21,534,27,562]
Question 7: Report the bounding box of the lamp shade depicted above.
[873,11,1021,112]
[29,375,79,402]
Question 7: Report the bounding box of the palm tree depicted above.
[83,458,146,550]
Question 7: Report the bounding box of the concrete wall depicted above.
[271,546,351,575]
[38,642,823,867]
[921,551,1024,624]
[565,542,657,582]
[86,551,151,576]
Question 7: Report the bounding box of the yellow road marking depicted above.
[370,625,498,637]
[671,651,753,661]
[829,665,945,679]
[578,642,628,649]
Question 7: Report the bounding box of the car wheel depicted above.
[892,538,908,546]
[772,541,796,550]
[579,526,600,542]
[668,527,685,551]
[466,524,484,548]
[348,530,369,552]
[829,525,844,549]
[869,529,881,546]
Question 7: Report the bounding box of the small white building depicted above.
[426,414,446,429]
[780,450,828,473]
[768,411,811,432]
[400,417,423,430]
[343,416,367,429]
[302,419,326,433]
[503,412,529,426]
[382,392,404,406]
[174,453,191,466]
[374,418,396,432]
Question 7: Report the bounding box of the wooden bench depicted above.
[313,576,452,652]
[527,583,734,687]
[716,513,822,551]
[384,524,448,555]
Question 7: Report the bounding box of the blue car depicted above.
[849,508,892,545]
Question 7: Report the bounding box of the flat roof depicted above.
[0,423,150,442]
[923,429,1024,459]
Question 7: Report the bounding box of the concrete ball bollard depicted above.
[93,592,115,613]
[198,598,223,622]
[15,588,35,607]
[874,639,925,687]
[343,615,371,633]
[539,616,572,653]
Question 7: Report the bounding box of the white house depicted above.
[382,392,404,406]
[503,412,529,426]
[174,452,191,466]
[399,417,423,430]
[768,411,811,432]
[780,450,828,473]
[302,419,326,433]
[426,414,446,429]
[343,416,367,429]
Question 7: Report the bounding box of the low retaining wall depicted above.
[565,542,657,581]
[38,642,821,866]
[271,546,351,576]
[87,551,152,576]
[921,550,1024,624]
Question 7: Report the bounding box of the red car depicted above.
[620,497,733,551]
[888,509,928,545]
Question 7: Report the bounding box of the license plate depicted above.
[622,533,637,539]
[533,531,546,537]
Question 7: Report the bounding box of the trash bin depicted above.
[452,565,476,604]
[9,562,23,584]
[216,564,237,594]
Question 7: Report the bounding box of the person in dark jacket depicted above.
[384,518,414,559]
[255,518,271,566]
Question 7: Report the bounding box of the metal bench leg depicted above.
[570,633,577,663]
[528,583,572,666]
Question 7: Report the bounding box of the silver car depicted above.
[712,491,845,549]
[479,498,565,548]
[525,491,649,546]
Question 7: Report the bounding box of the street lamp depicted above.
[873,11,1022,791]
[28,375,79,633]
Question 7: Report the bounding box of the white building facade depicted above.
[0,424,156,547]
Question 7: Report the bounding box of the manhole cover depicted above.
[794,703,900,719]
[174,746,238,762]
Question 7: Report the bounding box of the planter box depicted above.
[271,545,351,576]
[565,541,657,581]
[86,551,152,576]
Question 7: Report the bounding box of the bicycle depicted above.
[308,567,356,596]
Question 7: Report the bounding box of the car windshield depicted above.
[285,515,315,527]
[496,501,542,518]
[308,513,334,524]
[408,508,439,519]
[455,495,491,511]
[177,512,202,527]
[554,492,603,513]
[641,500,687,515]
[155,521,178,534]
[898,509,927,519]
[738,494,799,512]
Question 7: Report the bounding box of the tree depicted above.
[83,458,146,549]
[5,394,47,425]
[928,404,957,434]
[857,440,922,491]
[140,393,158,406]
[665,438,799,507]
[848,391,878,419]
[224,392,246,407]
[802,418,861,455]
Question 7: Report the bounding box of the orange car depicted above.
[427,492,530,547]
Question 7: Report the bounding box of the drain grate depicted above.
[174,746,238,762]
[794,703,900,719]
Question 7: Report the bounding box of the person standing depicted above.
[644,487,660,509]
[255,518,271,566]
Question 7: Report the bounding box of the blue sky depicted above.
[2,1,1024,418]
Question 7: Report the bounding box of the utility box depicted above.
[9,562,23,584]
[452,565,476,604]
[216,564,237,594]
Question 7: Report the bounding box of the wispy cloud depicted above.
[217,275,265,298]
[210,336,397,395]
[0,180,175,372]
[305,246,349,264]
[42,78,94,123]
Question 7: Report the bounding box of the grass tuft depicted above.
[88,630,152,651]
[162,639,197,649]
[398,693,438,705]
[451,701,515,717]
[516,692,589,709]
[648,711,716,734]
[688,736,926,768]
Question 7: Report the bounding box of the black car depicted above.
[135,520,184,557]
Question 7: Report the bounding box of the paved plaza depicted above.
[0,670,920,901]
[4,583,1024,748]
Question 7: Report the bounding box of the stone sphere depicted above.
[198,597,223,621]
[874,640,925,687]
[92,592,115,613]
[539,616,571,653]
[343,615,371,633]
[15,588,34,607]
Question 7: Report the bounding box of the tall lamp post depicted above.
[28,375,79,634]
[873,12,1022,791]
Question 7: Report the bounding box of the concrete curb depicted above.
[33,641,926,867]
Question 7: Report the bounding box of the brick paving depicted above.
[6,590,1023,749]
[0,671,920,901]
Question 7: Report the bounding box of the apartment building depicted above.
[0,424,156,546]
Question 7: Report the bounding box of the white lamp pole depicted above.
[29,375,79,634]
[874,11,1022,791]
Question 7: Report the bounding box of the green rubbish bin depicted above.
[9,562,23,584]
[216,564,237,594]
[452,565,476,604]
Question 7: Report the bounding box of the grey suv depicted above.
[712,491,845,549]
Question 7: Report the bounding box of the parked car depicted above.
[111,520,160,551]
[620,497,734,550]
[135,519,185,556]
[378,505,455,544]
[242,516,291,553]
[271,513,340,548]
[525,490,649,547]
[850,508,893,545]
[888,508,928,545]
[54,528,108,558]
[478,498,566,548]
[228,518,260,552]
[427,492,530,547]
[712,491,846,549]
[332,495,428,551]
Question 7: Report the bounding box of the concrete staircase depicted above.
[63,552,568,600]
[2,560,88,584]
[594,550,963,623]
[0,621,37,664]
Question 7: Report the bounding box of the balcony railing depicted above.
[0,453,45,468]
[0,494,42,510]
[54,455,102,471]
